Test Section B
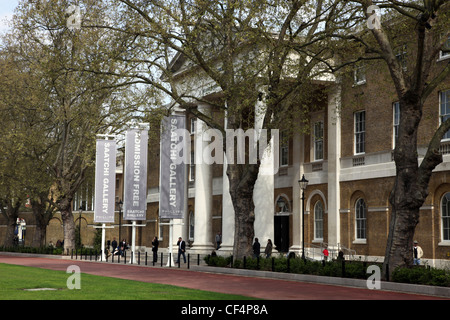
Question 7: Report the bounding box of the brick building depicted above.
[2,37,450,269]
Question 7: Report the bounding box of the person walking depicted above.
[413,240,423,265]
[265,239,273,258]
[253,238,260,258]
[176,237,186,263]
[215,232,222,250]
[152,236,159,263]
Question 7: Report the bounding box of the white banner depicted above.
[94,139,117,223]
[123,128,149,220]
[159,115,187,219]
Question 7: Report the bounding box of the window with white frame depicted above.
[189,211,195,241]
[441,193,450,242]
[440,90,450,140]
[354,63,366,85]
[189,151,195,181]
[280,130,289,167]
[355,199,367,240]
[440,35,450,59]
[314,121,324,161]
[314,201,324,240]
[395,44,408,70]
[190,118,197,134]
[354,111,365,154]
[393,102,400,148]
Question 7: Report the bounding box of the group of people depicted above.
[105,235,425,266]
[107,238,129,257]
[252,238,273,258]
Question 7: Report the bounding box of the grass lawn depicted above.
[0,263,256,300]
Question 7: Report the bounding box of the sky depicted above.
[0,0,19,34]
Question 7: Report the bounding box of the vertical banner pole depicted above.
[166,220,175,267]
[93,134,116,262]
[101,223,106,261]
[123,123,149,264]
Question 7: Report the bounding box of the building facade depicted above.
[3,41,450,269]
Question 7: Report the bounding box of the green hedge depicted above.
[391,266,450,287]
[204,255,380,279]
[204,255,450,287]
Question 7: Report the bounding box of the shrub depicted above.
[392,266,450,287]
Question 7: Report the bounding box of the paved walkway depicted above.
[0,253,448,301]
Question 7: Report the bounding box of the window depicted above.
[189,151,195,181]
[355,199,366,240]
[280,130,289,167]
[393,102,400,148]
[440,35,450,59]
[442,193,450,242]
[395,44,408,70]
[354,63,366,85]
[314,121,324,161]
[314,201,324,240]
[189,211,195,241]
[440,90,450,140]
[190,118,197,134]
[354,111,365,154]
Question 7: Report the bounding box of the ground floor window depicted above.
[442,193,450,241]
[355,199,366,240]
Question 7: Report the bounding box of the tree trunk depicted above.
[59,198,76,254]
[227,162,259,260]
[383,98,427,278]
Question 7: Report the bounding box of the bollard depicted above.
[161,252,163,267]
[145,252,148,266]
[124,251,127,264]
[272,257,275,272]
[187,254,190,269]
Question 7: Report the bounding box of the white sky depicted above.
[0,0,19,35]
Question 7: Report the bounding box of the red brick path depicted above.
[0,254,447,300]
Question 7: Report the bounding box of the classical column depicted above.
[327,83,342,248]
[191,104,215,253]
[253,96,274,248]
[220,113,235,253]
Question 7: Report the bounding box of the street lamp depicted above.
[298,174,309,260]
[78,206,83,248]
[276,197,286,213]
[117,199,123,242]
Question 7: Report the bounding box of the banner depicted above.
[123,129,149,220]
[159,115,187,219]
[94,139,117,223]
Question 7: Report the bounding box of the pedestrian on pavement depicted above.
[111,237,118,252]
[176,237,186,263]
[253,238,260,258]
[265,239,273,258]
[152,236,159,263]
[323,245,329,261]
[215,232,222,250]
[413,240,423,265]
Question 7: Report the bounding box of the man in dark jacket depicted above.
[176,237,186,263]
[253,238,260,258]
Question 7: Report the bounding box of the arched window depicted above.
[355,199,366,240]
[441,193,450,241]
[314,201,324,240]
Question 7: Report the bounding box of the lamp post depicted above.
[276,197,285,213]
[298,174,309,260]
[78,206,83,248]
[117,199,123,243]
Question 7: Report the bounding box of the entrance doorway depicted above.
[274,215,290,253]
